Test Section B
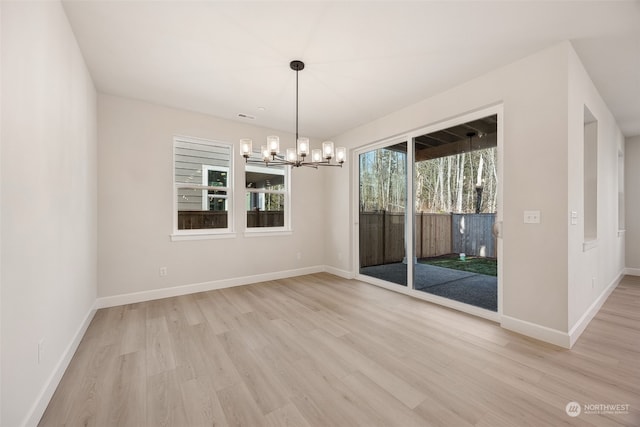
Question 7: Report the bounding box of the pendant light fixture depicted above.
[240,60,346,168]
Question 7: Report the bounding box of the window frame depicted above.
[172,135,235,240]
[244,158,292,235]
[201,165,230,211]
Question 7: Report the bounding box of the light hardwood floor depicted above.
[40,273,640,426]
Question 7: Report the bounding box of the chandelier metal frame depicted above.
[240,60,346,168]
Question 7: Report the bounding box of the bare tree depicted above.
[359,146,497,214]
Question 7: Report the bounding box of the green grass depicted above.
[419,254,497,276]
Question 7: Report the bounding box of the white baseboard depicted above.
[624,267,640,276]
[501,271,623,349]
[501,315,570,348]
[24,305,97,427]
[324,265,355,279]
[95,265,326,308]
[568,271,623,348]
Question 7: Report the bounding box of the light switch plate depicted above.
[524,210,541,224]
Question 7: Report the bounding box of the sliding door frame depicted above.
[353,104,504,322]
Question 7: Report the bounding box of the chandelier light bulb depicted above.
[312,149,322,163]
[240,139,252,158]
[297,137,309,157]
[267,135,280,155]
[336,147,346,164]
[261,145,270,161]
[286,148,297,163]
[322,141,335,160]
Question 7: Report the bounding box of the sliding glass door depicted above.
[355,109,502,318]
[413,115,499,312]
[358,142,407,286]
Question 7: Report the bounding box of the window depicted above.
[245,155,290,231]
[174,136,233,236]
[583,106,597,244]
[201,165,229,211]
[618,148,624,233]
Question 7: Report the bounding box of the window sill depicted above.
[244,229,292,238]
[618,229,625,238]
[582,239,598,252]
[171,231,236,241]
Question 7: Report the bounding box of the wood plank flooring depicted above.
[39,273,640,426]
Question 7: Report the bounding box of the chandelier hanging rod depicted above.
[293,60,302,148]
[240,60,346,168]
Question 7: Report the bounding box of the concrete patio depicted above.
[360,262,497,311]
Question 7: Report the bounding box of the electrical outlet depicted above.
[524,210,541,224]
[296,252,302,261]
[159,267,168,277]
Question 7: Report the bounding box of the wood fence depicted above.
[359,212,406,267]
[359,211,496,267]
[178,211,228,229]
[247,211,284,228]
[451,213,496,259]
[177,211,284,229]
[416,213,453,259]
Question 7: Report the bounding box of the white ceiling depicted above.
[62,1,640,139]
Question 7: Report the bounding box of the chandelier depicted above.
[240,60,346,168]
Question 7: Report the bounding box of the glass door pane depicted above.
[358,142,407,286]
[413,116,499,311]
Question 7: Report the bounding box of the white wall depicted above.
[329,42,570,335]
[327,41,626,346]
[625,135,640,271]
[0,2,4,422]
[566,48,626,338]
[97,94,326,300]
[1,2,97,426]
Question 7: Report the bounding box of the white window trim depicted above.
[172,135,235,240]
[244,160,292,234]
